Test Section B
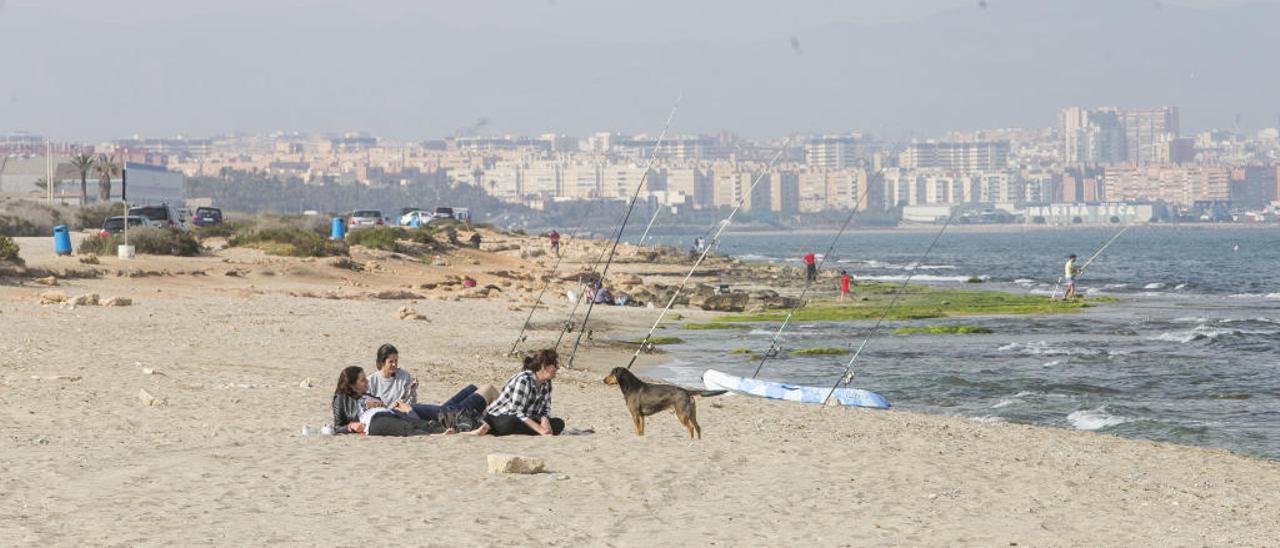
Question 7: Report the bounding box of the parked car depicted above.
[99,215,155,237]
[432,207,455,220]
[399,210,434,228]
[192,207,224,226]
[347,209,385,230]
[128,204,188,230]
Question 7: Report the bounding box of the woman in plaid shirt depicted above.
[472,349,565,436]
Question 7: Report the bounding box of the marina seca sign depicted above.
[1026,203,1141,218]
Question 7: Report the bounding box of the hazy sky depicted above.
[6,0,1274,42]
[3,0,1280,141]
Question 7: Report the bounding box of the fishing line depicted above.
[1050,223,1131,300]
[507,198,613,356]
[621,141,792,370]
[750,189,870,379]
[821,211,957,406]
[563,96,682,367]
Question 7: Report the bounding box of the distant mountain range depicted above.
[1,0,1277,140]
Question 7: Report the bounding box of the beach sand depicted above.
[2,234,1279,546]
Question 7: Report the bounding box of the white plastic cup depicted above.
[320,425,334,436]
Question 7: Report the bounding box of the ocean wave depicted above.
[1228,293,1280,300]
[997,341,1123,357]
[1144,282,1167,289]
[1174,283,1188,290]
[1013,278,1038,285]
[1102,283,1129,290]
[862,260,956,271]
[1150,325,1241,344]
[1068,406,1131,431]
[969,416,1007,423]
[1171,316,1208,324]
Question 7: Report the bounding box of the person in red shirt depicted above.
[839,270,852,302]
[548,230,561,257]
[803,252,817,283]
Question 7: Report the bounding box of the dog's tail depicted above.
[691,389,727,398]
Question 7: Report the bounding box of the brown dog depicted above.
[603,367,725,439]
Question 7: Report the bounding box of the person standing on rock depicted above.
[839,270,852,302]
[803,251,817,283]
[548,230,561,257]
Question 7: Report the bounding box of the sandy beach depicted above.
[3,232,1280,547]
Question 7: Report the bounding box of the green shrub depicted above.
[0,235,23,266]
[228,226,347,257]
[0,202,66,236]
[74,202,126,231]
[78,228,202,256]
[192,221,247,239]
[345,227,407,251]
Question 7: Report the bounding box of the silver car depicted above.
[347,209,385,230]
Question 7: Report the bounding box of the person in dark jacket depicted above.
[332,366,443,436]
[468,349,565,436]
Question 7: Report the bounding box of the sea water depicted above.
[642,227,1280,460]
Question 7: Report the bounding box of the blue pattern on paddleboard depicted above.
[702,369,890,409]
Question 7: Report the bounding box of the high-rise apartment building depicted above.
[1120,106,1180,165]
[804,136,861,170]
[1060,107,1125,164]
[899,141,1009,172]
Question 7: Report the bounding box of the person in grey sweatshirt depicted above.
[366,343,497,422]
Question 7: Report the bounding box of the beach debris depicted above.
[34,275,58,286]
[39,291,67,305]
[137,388,166,407]
[69,293,100,306]
[141,367,163,376]
[394,306,427,321]
[78,255,100,265]
[299,377,312,388]
[328,257,364,271]
[103,297,133,307]
[487,454,545,475]
[371,289,423,300]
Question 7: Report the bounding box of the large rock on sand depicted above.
[487,454,545,474]
[699,292,750,312]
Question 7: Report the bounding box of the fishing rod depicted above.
[820,210,957,407]
[638,196,663,246]
[563,96,682,367]
[507,199,613,356]
[622,141,792,370]
[1079,223,1131,274]
[1049,223,1132,300]
[750,190,871,379]
[552,210,635,349]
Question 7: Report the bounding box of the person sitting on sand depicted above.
[469,349,565,436]
[332,366,444,436]
[365,343,497,422]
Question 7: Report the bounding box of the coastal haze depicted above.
[3,1,1280,546]
[3,0,1280,138]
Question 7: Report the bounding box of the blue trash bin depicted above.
[330,217,346,240]
[53,225,72,256]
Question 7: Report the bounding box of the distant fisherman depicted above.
[548,229,561,257]
[839,270,852,302]
[1063,254,1079,300]
[803,251,817,283]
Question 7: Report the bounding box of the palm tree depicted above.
[95,153,119,203]
[69,153,95,206]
